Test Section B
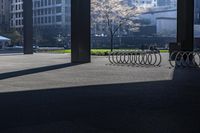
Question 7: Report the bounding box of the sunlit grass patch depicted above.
[46,49,168,55]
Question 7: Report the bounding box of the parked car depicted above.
[33,45,40,49]
[13,45,23,49]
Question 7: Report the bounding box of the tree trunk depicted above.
[110,35,114,52]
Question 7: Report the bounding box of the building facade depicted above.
[10,0,23,31]
[157,0,176,7]
[33,0,70,29]
[126,0,176,8]
[133,0,158,7]
[195,0,200,24]
[10,0,71,32]
[9,0,71,46]
[139,8,177,36]
[0,0,11,31]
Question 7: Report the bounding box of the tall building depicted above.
[133,0,158,7]
[130,0,176,8]
[10,0,71,33]
[195,0,200,24]
[157,0,176,7]
[123,0,135,6]
[0,0,11,31]
[10,0,23,32]
[157,0,169,6]
[9,0,71,46]
[33,0,70,31]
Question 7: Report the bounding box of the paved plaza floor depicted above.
[0,53,200,132]
[0,53,175,92]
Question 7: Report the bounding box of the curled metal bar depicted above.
[169,51,200,68]
[108,50,162,67]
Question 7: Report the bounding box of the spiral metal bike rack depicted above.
[169,51,200,68]
[108,50,162,67]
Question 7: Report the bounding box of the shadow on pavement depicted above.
[0,68,200,133]
[0,63,81,80]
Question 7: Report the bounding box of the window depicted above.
[48,0,51,5]
[56,15,62,22]
[56,7,61,13]
[56,0,62,4]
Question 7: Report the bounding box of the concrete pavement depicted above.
[0,53,200,133]
[0,53,174,92]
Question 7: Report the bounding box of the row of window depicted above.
[34,0,63,8]
[11,0,22,4]
[11,0,70,7]
[11,12,22,18]
[10,0,70,11]
[33,7,63,16]
[10,15,69,26]
[11,4,22,11]
[34,15,62,24]
[10,19,22,26]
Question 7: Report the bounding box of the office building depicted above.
[195,0,200,24]
[10,0,23,31]
[0,0,11,31]
[10,0,71,33]
[33,0,70,30]
[157,0,176,7]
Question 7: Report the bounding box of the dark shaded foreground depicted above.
[0,68,200,133]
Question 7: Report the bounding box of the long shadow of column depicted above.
[0,63,81,80]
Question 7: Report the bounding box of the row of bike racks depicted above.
[108,50,200,68]
[169,51,200,68]
[108,50,162,67]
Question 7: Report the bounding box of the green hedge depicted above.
[41,49,168,55]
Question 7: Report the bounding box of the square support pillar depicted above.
[177,0,194,51]
[23,0,33,54]
[71,0,91,63]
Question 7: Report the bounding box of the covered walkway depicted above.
[0,0,199,132]
[0,53,200,132]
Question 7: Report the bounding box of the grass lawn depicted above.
[44,49,169,56]
[160,50,169,53]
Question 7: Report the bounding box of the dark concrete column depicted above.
[23,0,33,54]
[177,0,194,51]
[71,0,91,63]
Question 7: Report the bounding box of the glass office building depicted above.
[194,0,200,24]
[0,0,11,31]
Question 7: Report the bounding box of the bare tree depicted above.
[91,0,148,51]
